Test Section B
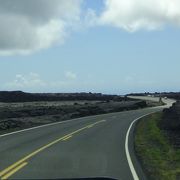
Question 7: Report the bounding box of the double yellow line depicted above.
[0,120,106,179]
[0,162,28,180]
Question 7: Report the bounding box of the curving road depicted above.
[0,97,175,180]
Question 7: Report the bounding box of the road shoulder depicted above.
[134,112,180,180]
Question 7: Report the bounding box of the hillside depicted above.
[0,91,125,102]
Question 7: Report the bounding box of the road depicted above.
[0,98,175,180]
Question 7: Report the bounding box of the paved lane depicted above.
[0,98,174,180]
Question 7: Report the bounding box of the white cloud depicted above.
[0,0,82,55]
[5,72,78,91]
[5,72,46,88]
[2,0,180,56]
[99,0,180,31]
[65,71,77,80]
[83,8,99,27]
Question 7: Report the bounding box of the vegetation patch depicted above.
[161,101,180,148]
[135,112,180,180]
[0,100,147,134]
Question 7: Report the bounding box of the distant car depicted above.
[164,97,167,99]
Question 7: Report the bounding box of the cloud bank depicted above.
[5,71,78,91]
[99,0,180,31]
[5,73,46,88]
[1,0,180,55]
[0,0,82,55]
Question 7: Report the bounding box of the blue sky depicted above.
[0,0,180,94]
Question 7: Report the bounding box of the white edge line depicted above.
[0,100,169,139]
[1,96,171,139]
[125,98,175,179]
[0,113,108,138]
[125,112,156,180]
[0,108,136,139]
[0,117,78,138]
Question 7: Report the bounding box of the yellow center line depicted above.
[1,162,28,180]
[0,119,106,179]
[62,135,72,141]
[87,125,94,128]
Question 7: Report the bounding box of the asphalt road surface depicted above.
[0,97,175,180]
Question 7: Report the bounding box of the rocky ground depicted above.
[160,101,180,148]
[0,100,147,134]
